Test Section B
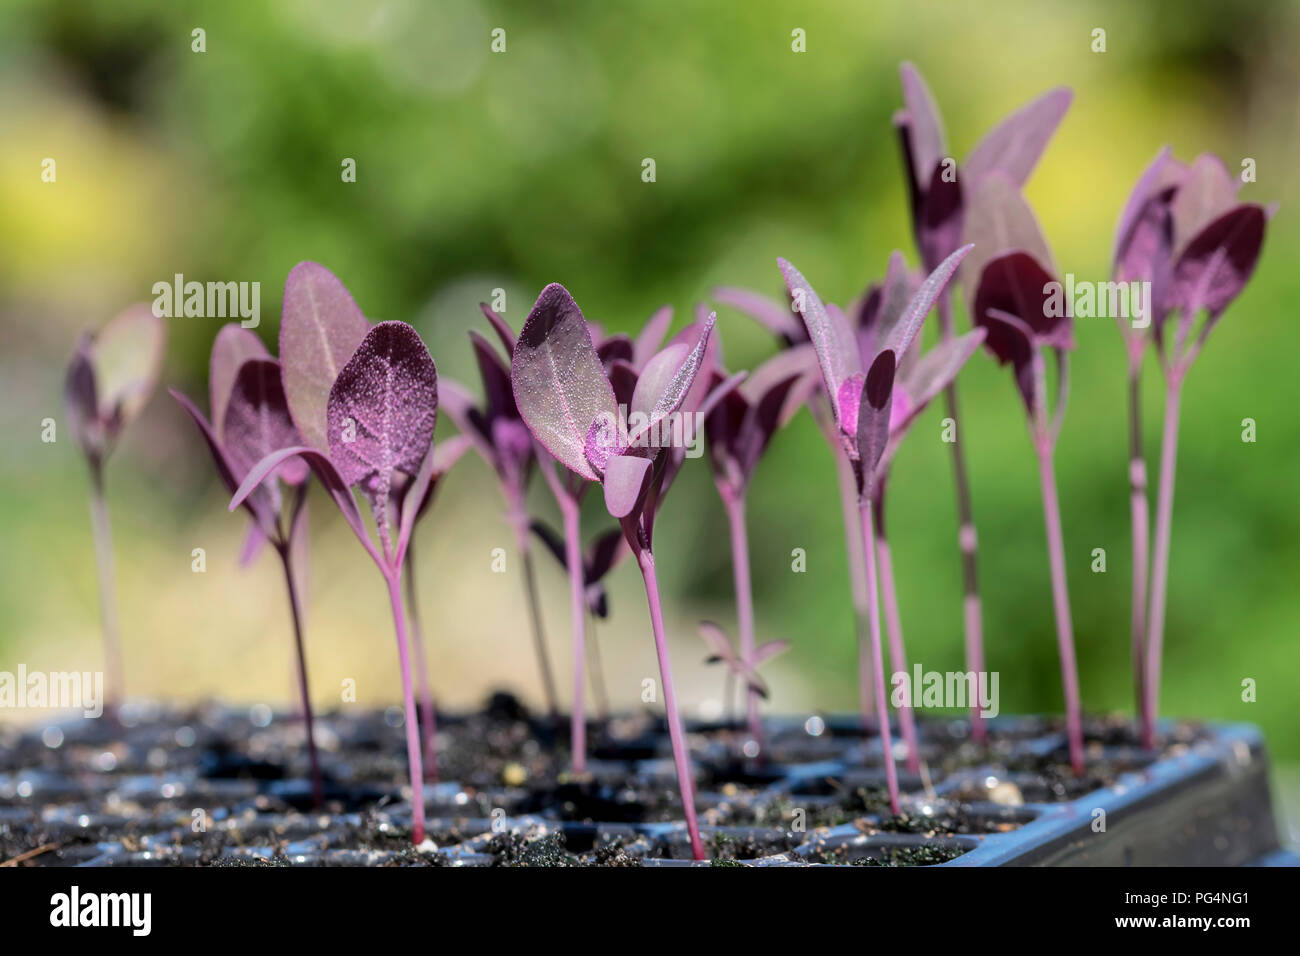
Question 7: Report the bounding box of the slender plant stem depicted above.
[587,615,609,722]
[278,545,323,807]
[403,546,438,782]
[384,573,426,844]
[1143,377,1183,749]
[937,295,987,742]
[87,462,123,714]
[505,484,560,720]
[723,669,735,726]
[875,532,920,775]
[1126,363,1150,723]
[561,500,587,773]
[636,551,704,860]
[833,450,874,726]
[857,498,900,814]
[1035,441,1085,775]
[721,489,763,754]
[519,544,560,721]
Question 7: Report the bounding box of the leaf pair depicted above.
[963,178,1071,417]
[895,62,1071,272]
[172,325,308,553]
[779,244,972,500]
[698,622,789,699]
[510,284,724,543]
[1113,150,1270,368]
[65,305,167,467]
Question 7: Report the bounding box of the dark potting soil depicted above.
[0,694,1202,867]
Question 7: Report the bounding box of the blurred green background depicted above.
[1,0,1297,822]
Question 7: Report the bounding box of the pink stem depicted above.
[403,549,438,782]
[857,498,900,815]
[1035,440,1085,775]
[721,488,763,755]
[385,572,426,844]
[875,535,920,775]
[1143,377,1183,749]
[833,450,874,726]
[279,545,324,807]
[1126,364,1150,725]
[937,294,987,742]
[560,499,587,773]
[87,462,123,715]
[636,550,705,860]
[506,488,560,721]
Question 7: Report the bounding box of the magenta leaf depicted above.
[960,172,1055,306]
[898,62,947,193]
[223,358,310,491]
[280,261,369,453]
[230,445,381,567]
[895,329,987,436]
[857,350,896,499]
[963,87,1073,191]
[479,303,516,358]
[1169,153,1239,257]
[326,322,439,543]
[510,283,618,482]
[210,324,269,442]
[65,337,101,459]
[603,454,653,519]
[633,305,674,368]
[779,258,861,423]
[1113,147,1185,279]
[1166,204,1267,327]
[885,244,973,361]
[711,287,803,342]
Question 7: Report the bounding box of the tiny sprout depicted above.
[65,304,167,714]
[698,621,789,725]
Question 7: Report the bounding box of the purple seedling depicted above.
[964,174,1083,774]
[531,522,629,720]
[697,622,789,731]
[440,305,561,721]
[231,268,442,844]
[702,343,812,756]
[65,305,167,715]
[779,245,971,814]
[894,62,1072,741]
[171,330,324,806]
[1112,152,1269,747]
[510,283,732,860]
[859,256,988,774]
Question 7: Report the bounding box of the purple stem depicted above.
[384,572,426,844]
[1126,363,1150,724]
[1034,439,1085,775]
[875,532,920,775]
[721,488,763,755]
[508,489,560,720]
[1143,377,1183,749]
[403,546,439,782]
[857,497,900,815]
[560,498,587,773]
[636,550,705,860]
[87,461,123,715]
[833,450,874,726]
[278,545,324,807]
[587,615,609,722]
[937,294,987,742]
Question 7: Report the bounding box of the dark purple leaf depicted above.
[469,331,516,421]
[857,350,896,499]
[1170,153,1239,257]
[280,261,369,452]
[973,252,1071,349]
[479,303,516,358]
[172,387,277,535]
[1113,147,1185,278]
[898,62,947,194]
[511,283,617,482]
[210,324,269,442]
[960,172,1054,307]
[326,322,439,540]
[1166,204,1266,326]
[223,358,310,489]
[597,334,635,370]
[65,336,100,458]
